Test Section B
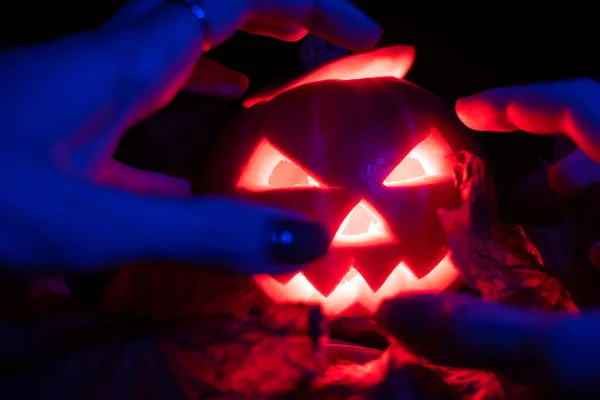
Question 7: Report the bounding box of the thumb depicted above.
[377,295,600,397]
[375,294,560,386]
[548,148,600,196]
[65,184,330,274]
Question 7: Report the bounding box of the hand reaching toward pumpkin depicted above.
[0,0,382,275]
[377,79,600,398]
[377,293,599,398]
[454,78,600,268]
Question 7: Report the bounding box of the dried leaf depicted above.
[379,342,504,400]
[313,343,388,394]
[439,152,577,312]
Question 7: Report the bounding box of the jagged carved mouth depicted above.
[238,133,460,317]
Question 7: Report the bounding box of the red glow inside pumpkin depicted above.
[232,46,466,317]
[237,132,459,316]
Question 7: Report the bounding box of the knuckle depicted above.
[117,47,170,99]
[98,31,175,101]
[569,77,599,91]
[568,77,600,102]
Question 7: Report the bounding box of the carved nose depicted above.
[332,200,395,247]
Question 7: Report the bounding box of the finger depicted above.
[455,78,600,164]
[375,294,559,384]
[244,46,415,107]
[241,21,308,42]
[249,0,382,52]
[48,3,211,173]
[548,148,600,195]
[183,57,249,99]
[591,239,600,269]
[305,0,382,51]
[102,0,163,28]
[58,182,331,274]
[95,160,191,197]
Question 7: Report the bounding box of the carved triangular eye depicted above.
[237,139,325,191]
[383,131,454,187]
[383,154,425,184]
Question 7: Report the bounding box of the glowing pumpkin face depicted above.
[207,46,482,317]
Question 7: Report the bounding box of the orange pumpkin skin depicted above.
[205,47,485,317]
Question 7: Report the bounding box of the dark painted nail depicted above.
[268,219,330,265]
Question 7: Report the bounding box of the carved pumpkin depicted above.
[206,46,483,317]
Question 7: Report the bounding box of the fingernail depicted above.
[324,0,383,51]
[548,150,600,196]
[219,84,248,99]
[547,162,583,196]
[455,97,485,129]
[455,97,517,132]
[455,96,474,110]
[268,219,330,265]
[375,295,435,345]
[546,164,567,195]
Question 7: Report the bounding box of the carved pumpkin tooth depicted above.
[269,271,299,285]
[301,250,352,297]
[353,245,402,292]
[402,213,449,279]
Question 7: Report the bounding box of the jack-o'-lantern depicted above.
[206,46,484,317]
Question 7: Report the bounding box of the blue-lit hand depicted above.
[0,0,381,274]
[455,78,600,266]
